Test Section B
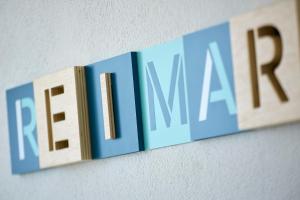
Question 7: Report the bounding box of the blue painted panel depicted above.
[85,52,144,159]
[183,22,239,140]
[6,82,39,174]
[137,38,191,149]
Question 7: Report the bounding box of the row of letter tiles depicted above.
[6,0,300,174]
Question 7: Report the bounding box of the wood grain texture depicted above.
[230,0,300,130]
[34,67,91,168]
[100,73,116,140]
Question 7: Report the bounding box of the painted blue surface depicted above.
[137,38,191,149]
[6,82,39,174]
[85,52,144,159]
[183,22,239,140]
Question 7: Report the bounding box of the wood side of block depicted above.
[100,73,116,140]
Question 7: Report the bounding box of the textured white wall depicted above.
[1,0,300,199]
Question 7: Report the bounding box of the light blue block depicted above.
[183,22,239,140]
[137,38,191,149]
[6,83,39,174]
[85,52,144,159]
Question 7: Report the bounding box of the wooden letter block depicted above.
[6,83,40,174]
[230,0,300,130]
[34,67,91,168]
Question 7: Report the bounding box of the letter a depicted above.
[199,42,236,121]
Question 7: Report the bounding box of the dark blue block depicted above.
[6,82,40,174]
[85,52,144,159]
[183,22,239,140]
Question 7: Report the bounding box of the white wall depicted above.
[1,0,300,199]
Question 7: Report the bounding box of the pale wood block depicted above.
[100,73,116,140]
[230,0,300,130]
[34,67,91,168]
[75,67,91,159]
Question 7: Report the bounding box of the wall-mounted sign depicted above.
[6,0,300,174]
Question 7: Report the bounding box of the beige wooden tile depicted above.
[34,67,91,168]
[230,0,300,130]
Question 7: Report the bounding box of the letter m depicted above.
[146,54,188,131]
